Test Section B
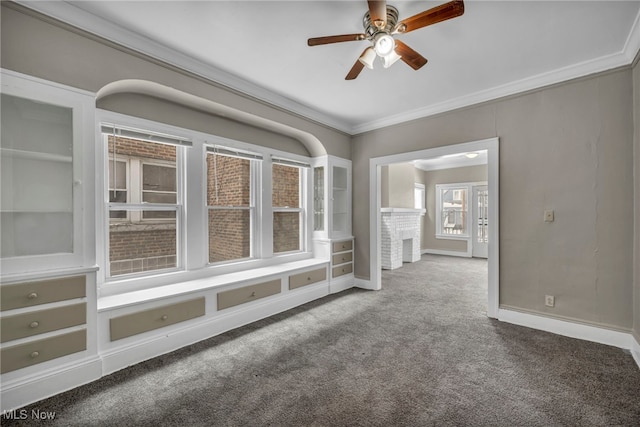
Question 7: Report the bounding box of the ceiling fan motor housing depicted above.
[363,5,400,38]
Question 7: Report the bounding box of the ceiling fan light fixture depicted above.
[373,33,395,57]
[382,50,402,68]
[358,47,376,69]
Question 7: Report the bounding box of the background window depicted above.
[272,162,303,253]
[436,184,468,237]
[207,151,255,264]
[106,133,180,277]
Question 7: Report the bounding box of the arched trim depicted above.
[96,79,327,156]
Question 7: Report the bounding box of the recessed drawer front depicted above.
[1,276,86,311]
[1,303,86,343]
[0,329,86,374]
[332,240,353,253]
[289,267,327,290]
[110,297,205,341]
[332,252,353,266]
[217,279,281,311]
[332,263,353,278]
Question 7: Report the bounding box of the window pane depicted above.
[273,211,300,253]
[108,160,126,189]
[441,187,467,235]
[142,192,177,204]
[109,209,127,220]
[109,211,177,276]
[207,154,251,207]
[109,190,127,203]
[272,164,299,207]
[109,136,176,163]
[314,167,324,231]
[208,209,250,263]
[143,164,176,192]
[142,210,176,220]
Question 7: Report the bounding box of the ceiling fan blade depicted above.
[346,51,367,80]
[396,0,464,34]
[308,34,366,46]
[368,0,388,29]
[395,40,428,70]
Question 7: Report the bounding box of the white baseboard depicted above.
[354,277,374,290]
[632,335,640,370]
[0,357,102,413]
[498,308,633,350]
[101,284,329,376]
[329,275,354,294]
[421,249,471,258]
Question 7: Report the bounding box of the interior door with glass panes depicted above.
[472,185,488,258]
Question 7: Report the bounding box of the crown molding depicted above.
[353,50,636,135]
[16,1,640,137]
[16,0,354,134]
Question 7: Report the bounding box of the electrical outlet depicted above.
[544,210,554,222]
[545,295,555,307]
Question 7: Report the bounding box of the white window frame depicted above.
[435,183,470,240]
[272,158,309,255]
[414,183,425,214]
[101,126,186,280]
[205,146,261,265]
[96,111,315,297]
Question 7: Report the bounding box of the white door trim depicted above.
[472,184,489,259]
[369,137,500,318]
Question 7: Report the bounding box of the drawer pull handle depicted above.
[342,245,346,249]
[307,277,312,281]
[342,257,346,261]
[342,268,346,272]
[30,351,40,358]
[29,321,40,329]
[161,315,168,321]
[27,292,38,300]
[250,291,256,297]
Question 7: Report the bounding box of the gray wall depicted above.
[634,57,640,342]
[421,165,488,254]
[353,68,634,331]
[0,4,351,159]
[380,163,417,208]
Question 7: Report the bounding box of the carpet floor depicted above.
[2,255,639,426]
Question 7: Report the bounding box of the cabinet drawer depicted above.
[332,263,353,278]
[110,297,205,341]
[289,267,327,290]
[1,329,86,374]
[1,276,85,311]
[332,252,353,265]
[217,279,281,311]
[332,240,353,253]
[1,303,86,343]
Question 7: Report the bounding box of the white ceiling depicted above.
[20,1,640,135]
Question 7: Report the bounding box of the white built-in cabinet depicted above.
[0,71,354,413]
[0,70,99,412]
[0,70,95,274]
[311,155,354,292]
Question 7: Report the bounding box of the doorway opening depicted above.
[368,138,499,318]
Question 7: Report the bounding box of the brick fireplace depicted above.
[380,208,424,270]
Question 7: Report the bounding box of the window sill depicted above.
[97,258,328,312]
[435,234,469,241]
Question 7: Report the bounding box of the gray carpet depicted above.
[3,255,639,426]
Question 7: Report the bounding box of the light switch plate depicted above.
[544,210,554,222]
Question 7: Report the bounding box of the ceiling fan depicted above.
[308,0,464,80]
